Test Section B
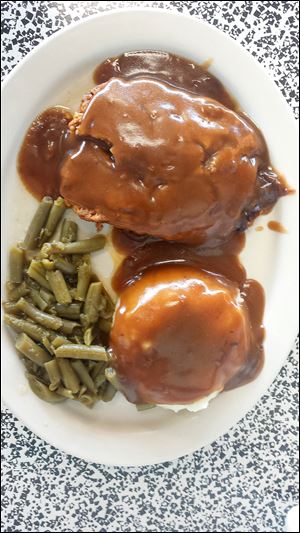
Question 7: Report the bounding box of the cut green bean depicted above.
[9,246,24,283]
[83,282,103,325]
[40,197,66,245]
[91,361,107,380]
[23,358,39,375]
[2,301,22,315]
[104,367,120,390]
[16,298,63,330]
[6,281,29,300]
[24,249,39,264]
[15,333,52,366]
[27,260,52,290]
[55,386,74,399]
[59,219,78,243]
[55,344,108,361]
[51,336,71,349]
[102,382,117,402]
[46,270,72,304]
[4,314,52,342]
[30,289,48,311]
[136,404,156,411]
[40,288,55,305]
[54,303,81,320]
[75,261,91,301]
[53,257,76,275]
[45,234,106,255]
[83,326,96,346]
[78,394,96,408]
[22,196,53,249]
[44,359,61,391]
[78,385,88,398]
[41,259,55,271]
[94,373,107,388]
[27,374,65,403]
[42,336,55,355]
[60,319,81,335]
[57,359,80,394]
[71,360,96,393]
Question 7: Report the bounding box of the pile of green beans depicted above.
[3,196,119,408]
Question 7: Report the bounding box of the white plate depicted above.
[1,8,299,466]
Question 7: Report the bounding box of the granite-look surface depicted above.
[1,2,299,532]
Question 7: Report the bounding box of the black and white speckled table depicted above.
[1,2,299,532]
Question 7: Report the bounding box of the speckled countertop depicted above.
[1,2,299,532]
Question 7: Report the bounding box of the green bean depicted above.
[99,318,112,334]
[22,196,53,249]
[23,358,39,375]
[83,326,96,346]
[45,234,106,255]
[54,303,81,320]
[6,281,29,300]
[55,386,74,399]
[16,298,63,330]
[60,319,81,335]
[71,360,96,393]
[36,366,51,385]
[83,282,103,325]
[57,359,80,394]
[78,385,87,398]
[78,394,96,408]
[24,249,39,265]
[27,374,65,403]
[4,314,52,342]
[94,372,107,388]
[2,301,22,315]
[42,336,55,355]
[55,344,108,361]
[75,261,91,301]
[15,333,52,366]
[136,404,156,411]
[23,276,39,290]
[30,289,48,311]
[40,288,55,305]
[9,246,24,283]
[44,359,61,391]
[102,382,117,402]
[53,257,76,275]
[91,361,107,380]
[51,336,71,349]
[27,260,52,290]
[46,270,72,304]
[40,197,66,245]
[104,367,120,390]
[59,219,78,243]
[41,259,55,271]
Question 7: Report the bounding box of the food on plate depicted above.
[3,197,117,408]
[18,51,289,246]
[60,77,268,245]
[6,50,291,413]
[110,240,265,410]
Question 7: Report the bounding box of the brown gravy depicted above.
[267,220,288,233]
[18,106,75,200]
[111,229,265,401]
[93,50,237,109]
[18,50,290,240]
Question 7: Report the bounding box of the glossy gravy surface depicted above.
[111,231,265,403]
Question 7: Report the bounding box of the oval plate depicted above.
[1,8,299,466]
